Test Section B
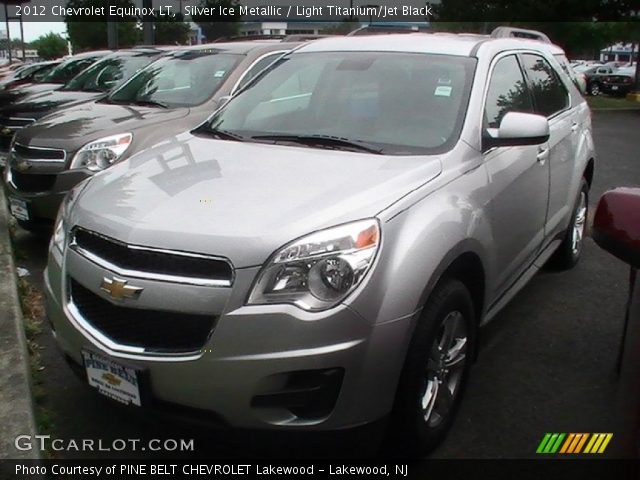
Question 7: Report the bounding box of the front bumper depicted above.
[45,243,413,431]
[4,168,90,223]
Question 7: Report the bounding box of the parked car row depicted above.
[2,41,301,231]
[3,28,599,454]
[572,62,638,96]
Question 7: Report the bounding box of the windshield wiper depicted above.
[201,127,246,142]
[131,99,168,109]
[250,134,383,154]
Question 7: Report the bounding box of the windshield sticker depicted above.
[434,86,452,97]
[214,70,226,78]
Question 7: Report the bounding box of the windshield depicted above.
[205,52,476,155]
[41,56,100,84]
[108,50,241,108]
[62,53,160,93]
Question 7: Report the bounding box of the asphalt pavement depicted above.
[10,110,640,459]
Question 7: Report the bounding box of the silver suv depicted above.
[45,32,595,453]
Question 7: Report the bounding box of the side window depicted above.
[484,54,533,129]
[69,59,94,78]
[235,52,284,92]
[521,54,569,117]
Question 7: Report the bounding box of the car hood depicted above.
[0,82,61,107]
[0,90,102,120]
[16,101,192,151]
[72,133,443,268]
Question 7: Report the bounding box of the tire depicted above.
[387,279,475,456]
[589,82,600,96]
[550,179,589,270]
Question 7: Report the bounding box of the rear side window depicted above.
[484,54,533,128]
[521,54,569,117]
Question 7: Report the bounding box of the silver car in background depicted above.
[45,32,595,454]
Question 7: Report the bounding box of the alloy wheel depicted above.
[421,311,468,428]
[571,191,587,256]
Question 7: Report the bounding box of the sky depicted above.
[5,22,67,42]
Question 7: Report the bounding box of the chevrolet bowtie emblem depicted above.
[100,277,143,300]
[102,372,122,386]
[1,127,11,135]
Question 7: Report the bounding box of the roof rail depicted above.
[282,34,333,42]
[211,34,286,43]
[491,26,551,44]
[347,23,429,36]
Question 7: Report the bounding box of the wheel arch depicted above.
[584,158,595,189]
[417,242,487,328]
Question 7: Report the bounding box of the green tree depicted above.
[31,33,68,60]
[154,12,190,45]
[64,0,139,50]
[191,0,242,41]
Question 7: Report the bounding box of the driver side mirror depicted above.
[593,188,640,268]
[483,112,550,150]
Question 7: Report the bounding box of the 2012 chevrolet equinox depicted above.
[45,32,595,453]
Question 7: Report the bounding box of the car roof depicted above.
[104,47,172,58]
[170,41,300,55]
[70,50,114,59]
[295,32,565,58]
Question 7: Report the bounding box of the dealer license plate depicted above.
[8,196,29,221]
[82,350,142,406]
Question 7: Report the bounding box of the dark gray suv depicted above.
[4,41,298,232]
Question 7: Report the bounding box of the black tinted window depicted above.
[485,55,533,128]
[42,57,97,84]
[521,54,569,117]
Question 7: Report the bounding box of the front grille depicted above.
[0,116,35,128]
[14,143,65,161]
[73,228,233,284]
[9,169,56,192]
[70,279,216,353]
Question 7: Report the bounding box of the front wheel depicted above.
[388,279,475,455]
[589,82,601,96]
[550,179,589,270]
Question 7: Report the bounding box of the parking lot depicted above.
[10,110,640,459]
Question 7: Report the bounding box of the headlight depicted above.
[70,133,132,172]
[52,210,66,253]
[247,219,380,311]
[50,180,89,253]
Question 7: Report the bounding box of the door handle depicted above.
[536,147,549,165]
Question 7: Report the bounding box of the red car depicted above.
[592,188,640,453]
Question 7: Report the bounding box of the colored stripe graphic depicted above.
[574,433,589,453]
[538,433,613,454]
[536,433,552,453]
